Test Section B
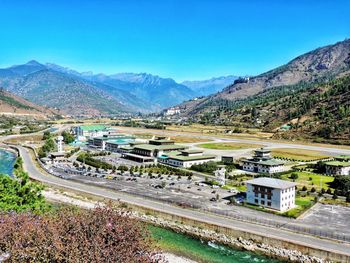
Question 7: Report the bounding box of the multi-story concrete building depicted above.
[74,125,109,139]
[158,150,216,168]
[246,177,296,212]
[89,135,135,151]
[242,148,284,174]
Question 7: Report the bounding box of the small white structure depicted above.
[56,136,64,153]
[245,177,296,212]
[163,107,181,116]
[214,167,226,186]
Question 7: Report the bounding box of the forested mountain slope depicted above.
[196,74,350,143]
[176,39,350,118]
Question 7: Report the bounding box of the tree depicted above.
[290,173,299,181]
[346,195,350,203]
[62,131,75,144]
[42,131,52,140]
[0,171,48,213]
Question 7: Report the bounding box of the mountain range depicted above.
[0,61,235,116]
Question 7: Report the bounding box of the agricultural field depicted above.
[271,148,329,161]
[198,142,262,150]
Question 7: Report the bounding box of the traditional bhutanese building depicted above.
[324,155,350,176]
[242,148,284,174]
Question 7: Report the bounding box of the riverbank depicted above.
[149,225,282,263]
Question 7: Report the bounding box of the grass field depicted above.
[281,171,334,191]
[170,136,212,143]
[6,134,43,144]
[283,196,315,218]
[198,142,263,150]
[166,124,274,139]
[271,148,329,161]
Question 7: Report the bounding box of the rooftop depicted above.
[255,148,271,153]
[134,144,187,151]
[161,152,216,162]
[245,177,297,189]
[181,149,203,154]
[325,161,350,167]
[243,158,284,166]
[79,125,107,131]
[335,155,350,161]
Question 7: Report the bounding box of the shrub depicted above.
[0,205,159,262]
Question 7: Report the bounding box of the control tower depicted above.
[56,136,64,152]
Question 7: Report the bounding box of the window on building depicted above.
[255,199,258,204]
[267,201,271,206]
[261,200,265,205]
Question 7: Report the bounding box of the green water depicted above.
[0,149,16,176]
[149,225,283,263]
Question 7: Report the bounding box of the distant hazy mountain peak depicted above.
[25,60,43,66]
[182,75,238,96]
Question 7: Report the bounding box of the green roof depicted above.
[134,144,187,151]
[163,152,216,162]
[119,146,134,150]
[255,148,271,153]
[325,161,350,167]
[335,155,350,161]
[243,159,284,166]
[181,149,204,154]
[149,139,174,143]
[80,125,107,131]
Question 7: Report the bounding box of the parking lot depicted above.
[299,203,350,234]
[48,160,350,240]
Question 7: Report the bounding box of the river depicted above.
[0,148,16,176]
[149,225,283,263]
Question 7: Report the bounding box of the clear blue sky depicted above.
[0,0,349,81]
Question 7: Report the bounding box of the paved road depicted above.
[14,145,350,258]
